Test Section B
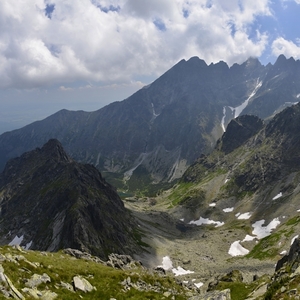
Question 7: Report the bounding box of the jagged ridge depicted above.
[0,139,140,259]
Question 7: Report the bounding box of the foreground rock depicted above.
[0,246,203,299]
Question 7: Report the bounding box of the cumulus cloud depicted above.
[272,37,300,59]
[0,0,272,89]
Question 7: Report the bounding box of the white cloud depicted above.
[272,37,300,59]
[0,0,272,89]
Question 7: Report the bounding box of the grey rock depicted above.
[4,274,25,299]
[25,273,51,288]
[106,253,142,270]
[73,276,95,293]
[63,248,105,264]
[59,281,74,292]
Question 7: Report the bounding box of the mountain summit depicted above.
[0,139,140,259]
[0,55,300,194]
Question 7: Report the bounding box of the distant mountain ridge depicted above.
[0,54,300,193]
[0,139,140,259]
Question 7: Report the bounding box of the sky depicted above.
[1,0,300,133]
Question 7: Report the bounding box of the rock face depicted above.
[0,139,140,259]
[275,238,300,272]
[261,237,300,299]
[0,55,300,192]
[217,115,264,154]
[180,101,300,224]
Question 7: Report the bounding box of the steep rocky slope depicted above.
[0,139,141,259]
[0,55,300,194]
[137,102,300,278]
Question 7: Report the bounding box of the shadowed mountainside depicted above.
[0,139,141,259]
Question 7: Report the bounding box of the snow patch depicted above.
[25,241,32,250]
[228,241,249,256]
[272,192,282,200]
[194,282,204,288]
[237,212,252,220]
[172,266,195,276]
[159,256,173,270]
[223,207,234,213]
[234,79,262,118]
[209,203,216,207]
[8,235,24,246]
[158,256,194,276]
[221,107,226,132]
[280,250,287,255]
[252,218,280,239]
[180,218,184,222]
[189,217,224,227]
[242,235,256,242]
[291,235,299,245]
[151,103,159,118]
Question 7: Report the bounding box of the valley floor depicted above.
[125,198,276,291]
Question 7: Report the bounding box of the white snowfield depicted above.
[291,235,299,245]
[228,241,249,256]
[8,235,33,250]
[8,235,24,246]
[228,218,281,257]
[252,218,281,239]
[223,207,234,213]
[272,192,282,200]
[158,256,194,276]
[221,79,262,132]
[242,235,256,242]
[189,216,224,227]
[237,212,252,220]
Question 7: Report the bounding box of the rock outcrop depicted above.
[0,139,141,259]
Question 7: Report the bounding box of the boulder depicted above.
[73,276,95,292]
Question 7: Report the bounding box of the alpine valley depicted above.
[1,55,300,299]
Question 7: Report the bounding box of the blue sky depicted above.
[1,0,300,133]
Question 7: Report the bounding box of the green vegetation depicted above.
[166,182,194,207]
[247,232,281,260]
[285,215,300,226]
[0,246,187,300]
[215,281,255,300]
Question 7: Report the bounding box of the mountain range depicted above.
[2,55,300,299]
[1,54,300,194]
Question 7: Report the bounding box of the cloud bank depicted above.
[0,0,297,89]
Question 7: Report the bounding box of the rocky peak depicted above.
[186,56,208,68]
[274,54,287,66]
[40,138,72,163]
[0,139,141,259]
[245,56,261,68]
